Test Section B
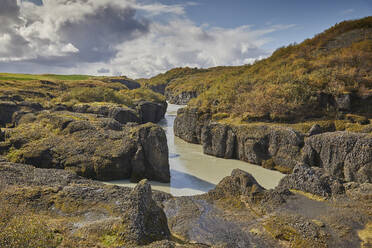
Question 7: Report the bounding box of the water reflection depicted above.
[106,103,284,196]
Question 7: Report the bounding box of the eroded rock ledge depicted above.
[174,107,372,183]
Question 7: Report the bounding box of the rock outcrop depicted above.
[175,106,372,180]
[302,131,372,183]
[137,101,167,124]
[174,107,210,144]
[165,89,198,105]
[0,162,172,247]
[162,168,372,248]
[0,111,170,182]
[122,179,170,245]
[208,168,265,201]
[175,108,304,173]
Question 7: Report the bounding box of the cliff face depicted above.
[174,107,372,183]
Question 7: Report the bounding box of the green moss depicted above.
[0,203,61,248]
[263,215,325,248]
[358,222,372,248]
[262,159,275,170]
[6,147,24,163]
[100,234,124,247]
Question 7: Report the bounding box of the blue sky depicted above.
[1,0,371,77]
[178,0,372,49]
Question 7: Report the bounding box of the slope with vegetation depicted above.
[0,74,170,182]
[145,16,372,122]
[171,16,372,177]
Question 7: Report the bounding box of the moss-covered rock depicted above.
[0,111,170,182]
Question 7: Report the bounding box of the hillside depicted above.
[0,73,165,108]
[144,16,372,122]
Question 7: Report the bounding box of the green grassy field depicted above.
[0,73,93,81]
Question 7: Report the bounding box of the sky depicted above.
[0,0,371,78]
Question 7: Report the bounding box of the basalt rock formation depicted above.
[174,106,372,183]
[0,110,170,182]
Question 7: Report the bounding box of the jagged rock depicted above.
[209,169,265,201]
[122,180,170,245]
[0,111,170,182]
[302,131,372,183]
[137,101,167,123]
[0,129,4,142]
[278,164,344,197]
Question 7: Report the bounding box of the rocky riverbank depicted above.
[174,107,372,183]
[1,160,371,247]
[0,77,170,183]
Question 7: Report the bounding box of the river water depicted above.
[106,104,284,196]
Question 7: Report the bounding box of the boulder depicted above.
[122,180,170,245]
[137,101,167,124]
[209,169,265,201]
[302,131,372,183]
[133,123,170,182]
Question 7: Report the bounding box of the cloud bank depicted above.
[0,0,294,78]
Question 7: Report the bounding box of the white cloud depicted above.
[0,0,295,78]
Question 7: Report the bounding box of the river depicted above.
[106,103,284,196]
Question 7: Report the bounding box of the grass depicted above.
[0,73,92,81]
[0,72,165,111]
[289,189,327,202]
[143,16,372,122]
